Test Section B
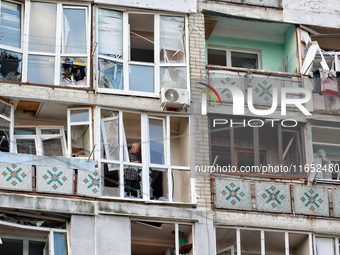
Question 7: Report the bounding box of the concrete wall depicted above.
[71,215,95,255]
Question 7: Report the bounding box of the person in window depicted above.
[124,143,141,197]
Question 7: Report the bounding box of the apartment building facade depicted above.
[0,0,217,254]
[190,0,340,254]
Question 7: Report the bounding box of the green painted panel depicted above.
[284,26,298,73]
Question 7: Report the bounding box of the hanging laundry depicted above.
[320,69,338,97]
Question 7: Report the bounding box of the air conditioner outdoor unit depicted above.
[160,87,190,110]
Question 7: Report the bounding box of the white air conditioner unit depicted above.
[160,87,189,109]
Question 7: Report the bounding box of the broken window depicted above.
[131,221,192,255]
[67,108,92,158]
[0,99,13,152]
[26,2,89,86]
[97,10,188,95]
[210,118,305,176]
[149,167,168,201]
[289,233,310,255]
[312,126,340,181]
[0,49,22,81]
[14,126,67,156]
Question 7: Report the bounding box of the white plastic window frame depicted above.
[67,107,93,158]
[0,220,69,255]
[208,45,262,70]
[0,98,14,152]
[0,0,24,56]
[94,108,192,203]
[215,226,314,255]
[13,125,66,156]
[21,0,91,87]
[95,8,190,98]
[313,235,340,255]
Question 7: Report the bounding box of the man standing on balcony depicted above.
[124,143,141,197]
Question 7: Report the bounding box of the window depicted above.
[216,227,311,255]
[96,108,192,203]
[97,9,188,96]
[0,1,22,81]
[67,107,92,158]
[210,118,305,176]
[0,98,13,152]
[0,1,90,86]
[14,126,66,156]
[131,221,192,255]
[208,46,261,69]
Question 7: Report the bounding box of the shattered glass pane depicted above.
[149,118,165,164]
[0,101,11,118]
[149,168,168,201]
[29,2,56,53]
[101,110,119,160]
[160,16,185,63]
[27,55,54,84]
[0,1,21,48]
[129,65,154,93]
[0,119,10,152]
[60,57,87,86]
[0,49,22,82]
[160,67,186,89]
[41,129,60,135]
[62,8,86,54]
[124,164,142,198]
[17,139,36,154]
[42,138,63,156]
[98,9,123,59]
[98,58,123,90]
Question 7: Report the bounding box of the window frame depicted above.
[94,107,193,203]
[207,45,262,70]
[95,7,190,98]
[13,125,67,156]
[19,1,91,87]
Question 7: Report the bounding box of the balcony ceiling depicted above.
[206,16,292,43]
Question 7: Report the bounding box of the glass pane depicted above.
[124,164,142,198]
[27,55,55,84]
[231,51,258,69]
[54,232,68,255]
[15,127,36,135]
[43,138,63,156]
[29,2,56,53]
[0,49,22,81]
[101,110,119,160]
[149,167,168,201]
[315,238,335,255]
[102,163,120,197]
[160,67,186,89]
[208,49,226,66]
[0,238,23,255]
[60,57,87,86]
[29,241,45,255]
[0,100,11,117]
[160,16,185,63]
[289,233,310,255]
[62,8,86,54]
[172,169,190,203]
[41,129,60,135]
[0,1,21,48]
[17,139,36,154]
[149,118,164,164]
[0,118,10,152]
[98,9,122,58]
[70,109,89,122]
[129,65,154,93]
[98,58,123,90]
[129,13,154,63]
[70,124,90,157]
